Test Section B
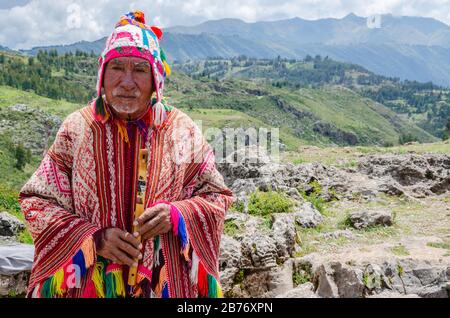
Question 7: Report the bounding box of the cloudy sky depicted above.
[1,0,449,50]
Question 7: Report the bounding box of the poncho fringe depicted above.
[33,204,222,298]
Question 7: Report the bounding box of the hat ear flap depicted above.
[150,26,163,40]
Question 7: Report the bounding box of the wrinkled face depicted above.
[103,56,154,120]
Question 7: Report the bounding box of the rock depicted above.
[358,154,450,197]
[0,272,29,297]
[313,264,339,298]
[0,236,18,245]
[271,213,297,260]
[367,291,420,298]
[265,259,294,297]
[219,235,243,292]
[312,262,366,298]
[321,230,354,240]
[0,212,25,237]
[241,233,278,269]
[231,179,257,199]
[330,262,365,298]
[294,202,323,228]
[1,105,62,156]
[276,282,317,298]
[312,121,359,145]
[377,180,405,196]
[225,260,294,298]
[348,209,393,229]
[284,187,302,201]
[214,147,450,298]
[0,244,34,297]
[429,176,450,195]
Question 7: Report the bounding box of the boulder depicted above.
[294,202,323,228]
[271,213,297,260]
[0,212,25,237]
[219,235,242,292]
[367,291,420,298]
[0,272,29,297]
[276,282,317,298]
[321,230,354,240]
[348,209,393,229]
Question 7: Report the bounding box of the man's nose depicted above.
[120,70,137,90]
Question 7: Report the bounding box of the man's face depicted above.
[103,56,154,120]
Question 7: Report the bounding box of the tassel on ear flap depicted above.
[160,48,171,76]
[152,100,167,129]
[92,95,110,123]
[95,95,105,117]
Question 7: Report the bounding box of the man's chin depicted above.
[110,104,139,118]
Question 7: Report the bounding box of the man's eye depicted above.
[112,66,124,71]
[135,68,148,73]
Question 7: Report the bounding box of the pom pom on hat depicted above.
[125,10,146,23]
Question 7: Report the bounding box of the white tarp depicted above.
[0,244,34,275]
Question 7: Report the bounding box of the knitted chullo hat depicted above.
[93,10,171,129]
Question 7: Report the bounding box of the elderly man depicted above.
[19,11,233,298]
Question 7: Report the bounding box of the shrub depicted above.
[247,190,294,217]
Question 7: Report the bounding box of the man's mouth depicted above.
[117,95,136,99]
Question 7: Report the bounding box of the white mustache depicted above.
[112,87,141,98]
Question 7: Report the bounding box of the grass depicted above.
[284,140,450,166]
[229,200,245,213]
[293,271,312,286]
[294,194,425,257]
[184,107,304,151]
[390,244,410,256]
[281,87,436,145]
[0,85,81,118]
[234,269,245,284]
[426,241,450,250]
[223,219,244,236]
[299,180,330,215]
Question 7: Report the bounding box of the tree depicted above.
[444,116,450,140]
[14,143,31,171]
[0,54,4,64]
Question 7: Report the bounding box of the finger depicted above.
[142,222,167,240]
[136,204,167,225]
[103,251,120,264]
[111,248,138,267]
[117,239,142,259]
[139,213,164,236]
[120,231,142,250]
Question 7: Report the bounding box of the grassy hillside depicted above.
[174,56,450,139]
[165,73,437,146]
[0,51,441,145]
[0,86,81,191]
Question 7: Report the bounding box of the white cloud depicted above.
[1,0,449,50]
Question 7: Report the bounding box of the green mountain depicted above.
[173,56,450,138]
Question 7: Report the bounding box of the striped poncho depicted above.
[19,100,233,298]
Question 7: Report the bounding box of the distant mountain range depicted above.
[3,13,450,86]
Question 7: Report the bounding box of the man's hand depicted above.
[135,203,172,240]
[96,228,142,267]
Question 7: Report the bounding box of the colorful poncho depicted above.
[19,100,233,298]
